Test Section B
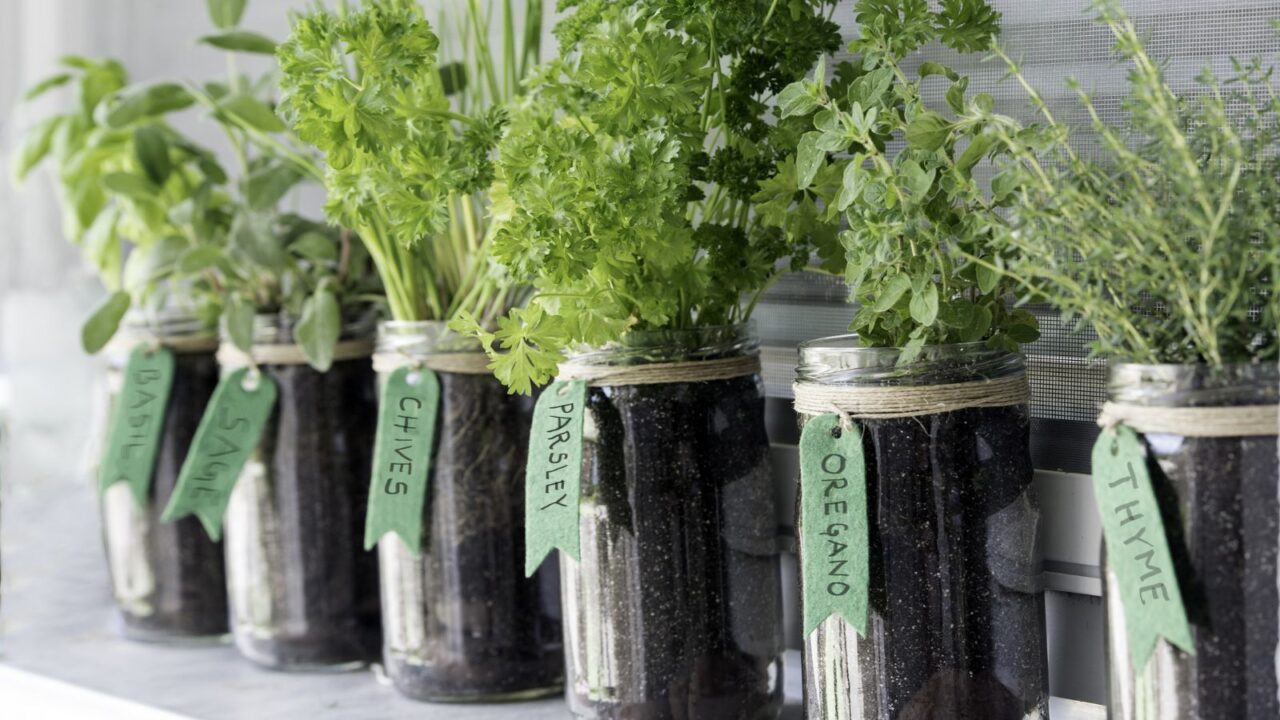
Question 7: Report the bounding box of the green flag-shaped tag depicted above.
[1092,425,1195,673]
[364,367,440,554]
[524,380,585,577]
[799,413,869,637]
[99,346,176,505]
[161,367,277,540]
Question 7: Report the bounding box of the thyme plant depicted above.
[988,1,1280,367]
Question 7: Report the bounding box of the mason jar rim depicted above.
[796,335,1025,386]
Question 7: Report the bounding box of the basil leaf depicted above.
[82,290,131,353]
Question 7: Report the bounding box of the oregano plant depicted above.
[758,0,1040,364]
[463,0,843,393]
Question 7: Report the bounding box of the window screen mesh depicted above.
[756,1,1280,469]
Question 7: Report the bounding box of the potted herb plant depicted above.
[274,0,562,697]
[769,1,1050,717]
[988,4,1280,717]
[14,55,232,642]
[137,0,388,671]
[464,2,841,717]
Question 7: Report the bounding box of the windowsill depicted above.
[0,453,1104,719]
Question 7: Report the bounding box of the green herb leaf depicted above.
[23,73,73,101]
[11,117,62,182]
[205,0,247,29]
[82,290,131,353]
[777,81,822,118]
[296,287,341,372]
[218,93,285,133]
[223,295,255,352]
[104,83,194,128]
[909,283,940,326]
[245,163,301,210]
[905,111,950,152]
[976,259,1000,294]
[101,172,159,200]
[133,126,172,186]
[872,273,911,312]
[288,231,338,262]
[199,30,278,54]
[178,246,223,273]
[796,131,825,190]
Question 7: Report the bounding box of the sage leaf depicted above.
[296,288,341,372]
[199,31,278,55]
[104,83,194,128]
[178,246,223,274]
[205,0,247,29]
[246,163,301,210]
[219,93,286,133]
[224,295,255,353]
[289,232,338,262]
[82,290,131,353]
[229,212,288,272]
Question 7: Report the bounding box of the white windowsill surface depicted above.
[0,471,1104,719]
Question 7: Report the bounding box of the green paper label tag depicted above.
[799,413,869,637]
[363,367,441,554]
[1092,425,1196,672]
[162,368,277,540]
[524,380,585,577]
[99,346,176,505]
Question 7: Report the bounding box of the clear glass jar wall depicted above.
[1104,363,1279,720]
[99,312,228,642]
[795,338,1048,720]
[375,321,563,701]
[223,313,381,670]
[560,323,785,720]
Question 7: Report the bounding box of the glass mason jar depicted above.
[223,313,382,670]
[375,321,564,701]
[1104,363,1279,720]
[99,311,229,642]
[561,323,784,720]
[795,338,1048,720]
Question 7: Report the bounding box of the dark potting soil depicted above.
[116,348,229,640]
[1120,432,1280,719]
[565,375,784,720]
[831,403,1047,720]
[383,373,564,700]
[231,355,382,669]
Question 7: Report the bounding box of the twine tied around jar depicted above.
[792,373,1032,431]
[371,350,494,375]
[556,354,762,387]
[1097,402,1280,438]
[217,338,376,370]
